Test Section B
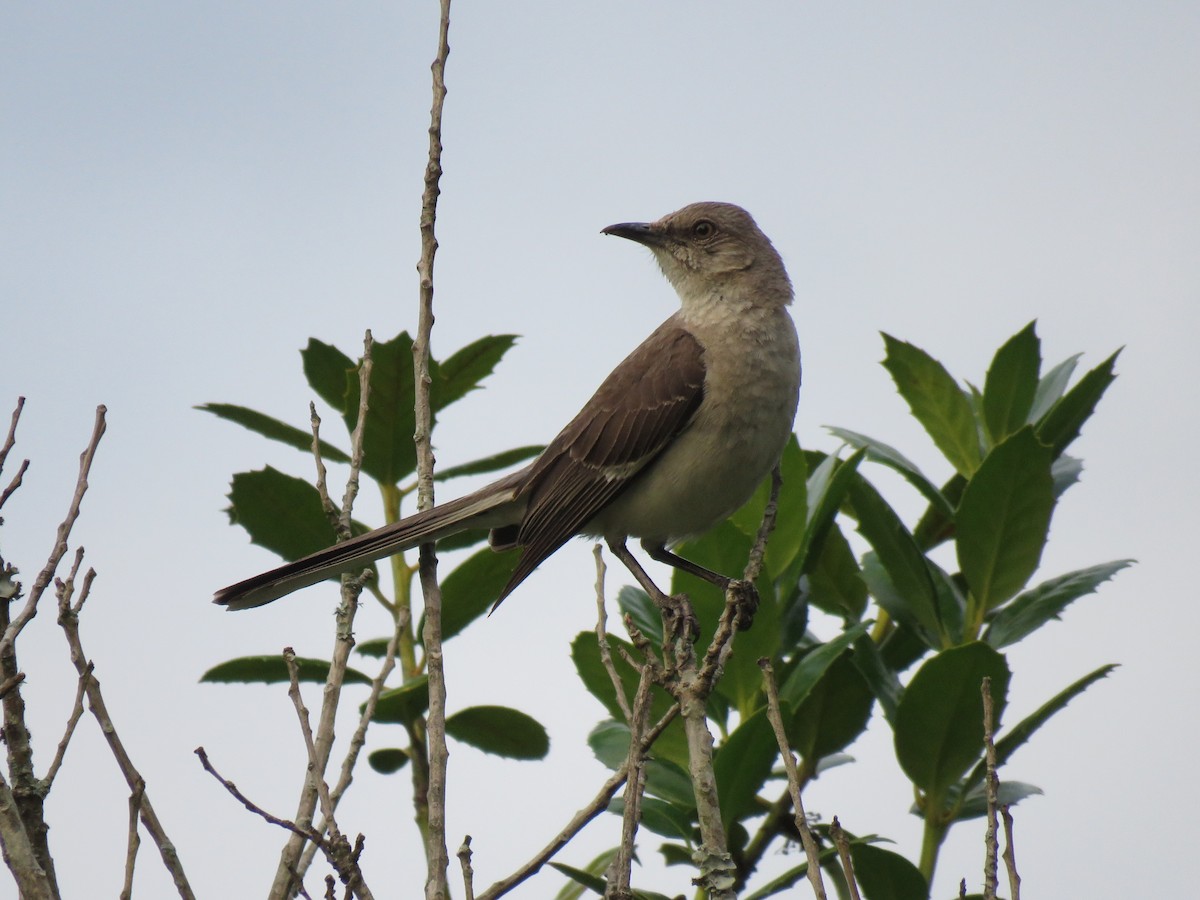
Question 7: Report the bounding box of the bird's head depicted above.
[602,201,792,310]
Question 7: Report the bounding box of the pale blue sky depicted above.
[3,3,1197,897]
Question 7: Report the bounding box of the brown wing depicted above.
[494,316,707,603]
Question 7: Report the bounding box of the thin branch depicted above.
[285,650,340,839]
[56,563,195,899]
[981,677,998,900]
[119,779,145,900]
[830,817,862,900]
[41,661,90,790]
[0,397,24,480]
[476,704,679,900]
[609,658,657,896]
[414,3,453,898]
[309,404,342,529]
[195,746,325,846]
[457,836,475,900]
[1000,805,1021,900]
[593,545,633,722]
[760,658,827,900]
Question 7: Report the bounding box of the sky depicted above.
[3,2,1198,898]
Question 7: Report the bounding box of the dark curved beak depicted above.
[601,221,659,247]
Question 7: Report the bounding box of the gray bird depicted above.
[215,202,801,611]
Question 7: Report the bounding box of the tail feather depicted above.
[214,473,526,610]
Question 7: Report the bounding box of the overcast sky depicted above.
[3,3,1198,898]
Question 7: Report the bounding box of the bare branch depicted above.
[41,661,90,790]
[1001,805,1021,900]
[119,779,145,900]
[0,769,54,900]
[0,397,25,480]
[830,817,862,900]
[760,658,827,900]
[593,545,633,722]
[981,677,999,900]
[457,836,475,900]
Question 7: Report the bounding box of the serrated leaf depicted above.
[445,705,549,759]
[827,427,953,519]
[984,560,1132,648]
[200,655,371,685]
[197,403,351,463]
[848,477,941,639]
[432,334,518,413]
[963,663,1117,795]
[1036,349,1121,457]
[894,643,1010,797]
[982,321,1041,445]
[1029,353,1081,423]
[434,444,543,482]
[882,334,982,476]
[370,676,429,725]
[951,780,1043,821]
[301,338,356,411]
[957,427,1056,613]
[367,748,409,774]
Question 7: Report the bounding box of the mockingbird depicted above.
[214,201,801,611]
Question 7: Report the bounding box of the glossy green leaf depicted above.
[226,468,373,571]
[343,331,419,486]
[730,436,809,579]
[985,560,1132,648]
[616,586,662,653]
[957,427,1056,613]
[804,522,868,620]
[301,338,356,411]
[197,403,351,463]
[951,780,1043,821]
[431,334,519,413]
[548,863,606,896]
[610,796,694,840]
[882,333,982,476]
[850,843,928,900]
[367,748,409,774]
[587,720,694,806]
[421,546,521,642]
[779,622,872,708]
[826,427,953,519]
[712,707,777,831]
[201,655,371,685]
[848,477,941,638]
[552,848,619,900]
[370,675,429,725]
[445,705,549,760]
[786,652,874,764]
[796,448,866,578]
[434,444,543,482]
[894,643,1010,796]
[1036,349,1121,457]
[982,321,1041,445]
[964,663,1116,794]
[1028,353,1081,423]
[849,634,904,724]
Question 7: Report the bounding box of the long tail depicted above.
[214,471,526,610]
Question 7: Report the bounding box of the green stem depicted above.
[918,793,948,884]
[382,483,419,678]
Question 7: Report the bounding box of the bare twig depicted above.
[1001,805,1021,900]
[414,3,453,899]
[457,836,475,900]
[285,650,340,839]
[0,459,28,512]
[196,746,324,846]
[760,658,827,900]
[981,677,998,900]
[41,661,90,790]
[0,397,25,480]
[476,704,679,900]
[120,779,145,900]
[309,404,343,529]
[593,545,633,722]
[57,562,195,898]
[609,661,657,897]
[830,817,862,900]
[272,336,374,899]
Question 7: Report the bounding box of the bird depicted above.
[214,201,801,612]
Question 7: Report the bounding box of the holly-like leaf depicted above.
[201,655,371,685]
[984,560,1132,648]
[445,705,549,760]
[982,321,1041,445]
[957,427,1056,613]
[197,403,351,463]
[301,338,356,411]
[882,334,982,476]
[431,334,518,413]
[894,643,1010,798]
[1036,349,1121,457]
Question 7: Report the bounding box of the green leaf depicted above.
[985,560,1133,648]
[850,843,928,900]
[609,795,695,840]
[848,477,941,639]
[355,637,395,659]
[951,780,1043,821]
[445,705,549,760]
[804,523,868,620]
[964,663,1117,794]
[197,403,351,463]
[616,586,663,653]
[1028,353,1081,423]
[552,848,619,900]
[982,321,1041,445]
[957,427,1056,613]
[882,333,982,476]
[434,444,543,482]
[796,448,866,577]
[343,331,419,486]
[301,338,356,411]
[548,862,606,896]
[200,655,371,685]
[712,707,777,831]
[849,635,904,725]
[587,720,695,806]
[894,643,1010,797]
[1051,454,1083,498]
[431,334,519,413]
[786,652,874,764]
[1036,349,1121,457]
[423,546,521,642]
[367,748,409,774]
[730,436,809,579]
[371,676,429,725]
[826,427,953,519]
[226,468,372,571]
[779,622,872,708]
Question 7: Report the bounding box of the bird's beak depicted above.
[602,221,660,247]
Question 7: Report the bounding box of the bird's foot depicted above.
[727,579,759,631]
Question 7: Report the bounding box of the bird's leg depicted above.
[607,538,699,644]
[641,540,759,631]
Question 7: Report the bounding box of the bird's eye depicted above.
[692,220,716,238]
